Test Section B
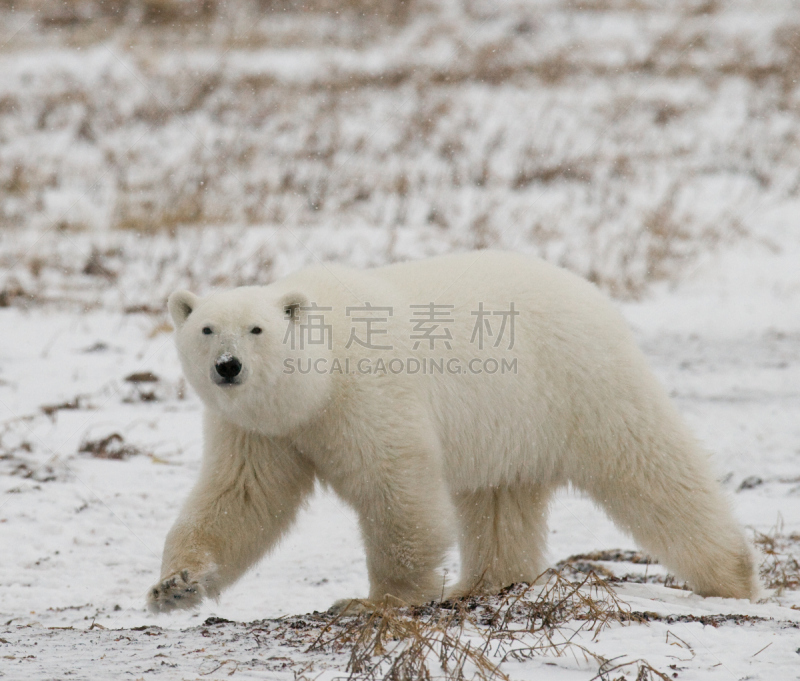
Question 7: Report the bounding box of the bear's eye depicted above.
[202,326,212,335]
[251,326,262,335]
[284,303,300,319]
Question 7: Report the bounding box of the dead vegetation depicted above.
[0,280,33,308]
[557,549,691,592]
[755,522,800,593]
[0,229,278,313]
[234,569,672,680]
[0,1,792,299]
[559,532,800,597]
[41,395,93,418]
[0,417,67,484]
[79,433,143,460]
[0,372,181,488]
[0,438,61,483]
[196,559,797,679]
[122,371,172,403]
[7,0,415,31]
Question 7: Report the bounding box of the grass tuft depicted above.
[755,522,800,593]
[241,569,675,680]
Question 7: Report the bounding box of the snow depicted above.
[0,236,798,679]
[1,0,800,678]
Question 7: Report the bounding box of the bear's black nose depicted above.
[215,356,242,380]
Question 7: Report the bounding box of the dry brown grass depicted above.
[755,523,800,593]
[0,417,64,484]
[558,533,800,598]
[557,549,692,592]
[79,433,143,460]
[242,569,672,681]
[238,561,789,679]
[0,279,32,308]
[513,160,593,190]
[0,1,790,300]
[10,0,415,30]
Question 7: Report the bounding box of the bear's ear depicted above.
[280,292,309,322]
[168,290,199,330]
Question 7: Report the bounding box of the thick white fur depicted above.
[148,251,758,613]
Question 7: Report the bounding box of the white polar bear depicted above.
[148,251,758,613]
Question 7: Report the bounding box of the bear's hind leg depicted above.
[579,430,758,600]
[450,484,551,598]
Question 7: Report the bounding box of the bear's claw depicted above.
[148,569,208,613]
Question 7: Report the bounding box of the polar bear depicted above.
[148,250,758,613]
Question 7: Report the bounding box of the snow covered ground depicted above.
[1,0,800,678]
[3,0,800,293]
[0,230,798,680]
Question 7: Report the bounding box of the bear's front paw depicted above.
[147,568,216,613]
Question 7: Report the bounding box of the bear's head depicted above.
[168,286,333,437]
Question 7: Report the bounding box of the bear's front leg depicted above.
[148,414,315,613]
[148,519,226,613]
[328,439,454,612]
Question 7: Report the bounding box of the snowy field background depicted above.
[1,0,800,679]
